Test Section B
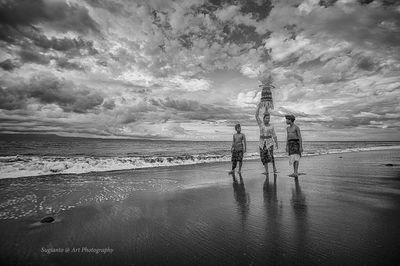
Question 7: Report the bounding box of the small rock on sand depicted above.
[40,217,55,223]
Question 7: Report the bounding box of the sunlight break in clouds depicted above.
[0,0,399,141]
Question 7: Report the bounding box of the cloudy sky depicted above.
[0,0,399,141]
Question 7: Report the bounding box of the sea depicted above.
[0,134,399,179]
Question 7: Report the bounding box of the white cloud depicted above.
[264,33,311,62]
[236,90,259,107]
[215,5,241,22]
[167,76,211,92]
[297,0,320,15]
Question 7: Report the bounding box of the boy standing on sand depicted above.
[285,114,303,178]
[229,124,247,175]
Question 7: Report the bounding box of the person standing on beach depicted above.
[285,114,303,178]
[229,124,247,175]
[256,102,278,175]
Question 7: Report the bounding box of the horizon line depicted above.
[1,133,399,142]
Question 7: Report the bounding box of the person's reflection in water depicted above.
[291,178,309,263]
[232,172,250,226]
[263,173,277,204]
[232,173,251,264]
[263,173,281,263]
[291,178,307,217]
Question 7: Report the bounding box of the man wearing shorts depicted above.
[285,114,303,178]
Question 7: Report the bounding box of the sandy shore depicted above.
[0,149,400,265]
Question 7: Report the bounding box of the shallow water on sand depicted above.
[0,150,399,265]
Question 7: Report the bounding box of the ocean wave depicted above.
[0,154,233,179]
[1,145,399,179]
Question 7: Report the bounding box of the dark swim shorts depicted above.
[231,150,244,163]
[260,145,274,164]
[288,139,301,156]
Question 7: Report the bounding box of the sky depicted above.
[0,0,399,141]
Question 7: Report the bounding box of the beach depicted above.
[0,149,400,265]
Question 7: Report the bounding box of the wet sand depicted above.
[0,149,400,265]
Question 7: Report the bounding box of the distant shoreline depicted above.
[1,133,399,142]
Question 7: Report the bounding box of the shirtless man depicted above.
[229,124,247,174]
[285,114,303,178]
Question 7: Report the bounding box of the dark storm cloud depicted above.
[56,58,84,71]
[208,1,272,46]
[0,86,27,110]
[319,0,397,8]
[0,59,18,71]
[121,114,137,124]
[19,47,50,65]
[304,4,400,49]
[0,73,104,113]
[240,0,273,21]
[0,5,97,71]
[27,75,104,113]
[223,24,269,47]
[0,24,28,44]
[356,0,374,4]
[30,33,98,55]
[0,0,100,34]
[0,23,97,57]
[201,0,272,21]
[0,0,49,26]
[319,0,338,7]
[3,48,86,71]
[0,30,94,71]
[356,56,378,72]
[148,0,271,52]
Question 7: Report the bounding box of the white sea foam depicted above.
[0,145,399,179]
[0,154,232,179]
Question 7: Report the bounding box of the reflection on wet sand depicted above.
[231,172,251,261]
[291,178,307,211]
[232,173,250,226]
[263,174,281,263]
[263,174,277,205]
[291,178,309,261]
